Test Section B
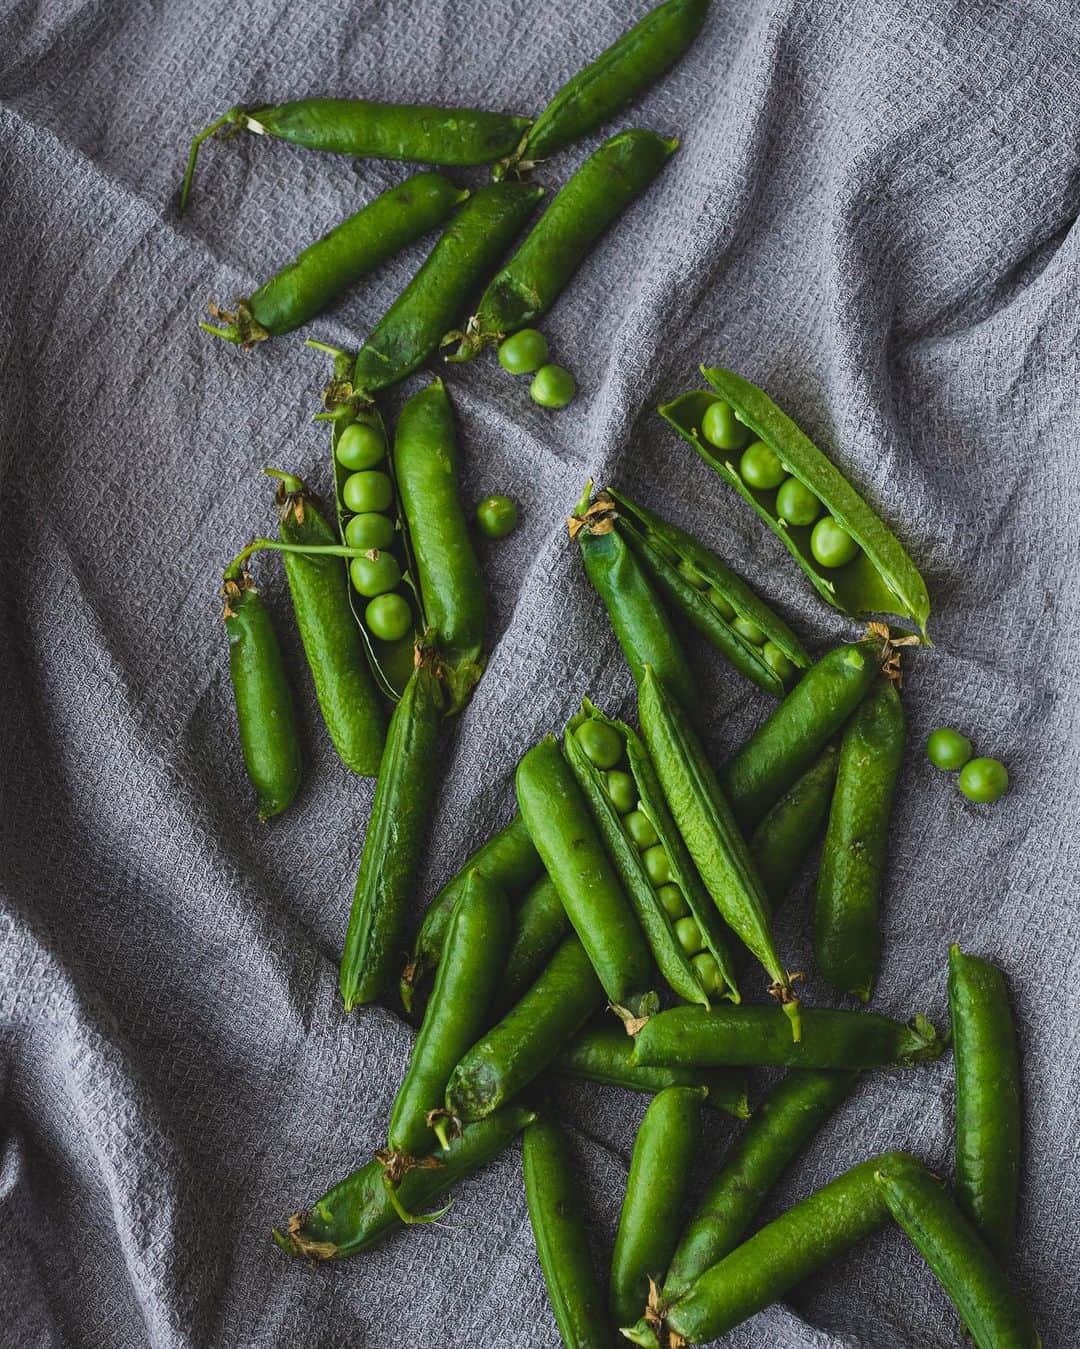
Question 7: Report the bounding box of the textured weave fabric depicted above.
[1,1,1077,1345]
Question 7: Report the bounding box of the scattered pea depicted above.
[335,421,386,471]
[958,757,1009,804]
[349,551,402,597]
[476,495,519,539]
[498,328,549,375]
[810,515,859,568]
[574,719,624,769]
[657,883,688,920]
[691,951,723,995]
[365,592,412,642]
[605,770,637,814]
[342,470,393,515]
[674,915,702,955]
[701,400,749,451]
[530,363,576,408]
[761,641,796,682]
[775,475,822,527]
[642,844,672,886]
[739,440,786,491]
[707,589,736,621]
[926,727,973,772]
[732,615,767,645]
[345,512,395,551]
[624,809,659,851]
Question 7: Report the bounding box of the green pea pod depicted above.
[875,1161,1040,1349]
[272,1105,535,1261]
[570,487,698,714]
[401,811,543,1013]
[523,1117,616,1349]
[181,100,531,211]
[445,935,604,1123]
[386,871,511,1161]
[516,736,656,1015]
[201,173,468,345]
[222,567,302,821]
[608,487,810,697]
[446,130,678,360]
[393,378,486,712]
[621,1150,924,1346]
[269,471,385,776]
[631,1005,944,1071]
[815,678,905,1002]
[658,367,931,635]
[352,182,544,396]
[749,744,839,908]
[949,945,1021,1263]
[339,649,445,1010]
[565,699,739,1008]
[663,1069,856,1299]
[721,640,881,831]
[554,1023,750,1118]
[493,874,571,1014]
[610,1085,706,1328]
[638,665,800,1036]
[505,0,708,173]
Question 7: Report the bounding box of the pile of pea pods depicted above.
[204,1,1029,1344]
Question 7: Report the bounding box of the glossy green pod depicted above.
[493,875,571,1014]
[749,744,839,907]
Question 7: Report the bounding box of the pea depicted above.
[342,470,393,515]
[674,915,702,955]
[335,421,386,471]
[691,951,723,995]
[958,758,1009,804]
[810,516,859,568]
[657,883,688,920]
[701,400,749,451]
[364,592,412,642]
[642,844,672,886]
[678,559,709,590]
[498,328,549,375]
[624,809,659,850]
[475,494,518,539]
[345,511,395,551]
[530,363,577,409]
[350,551,402,597]
[732,616,766,645]
[927,727,973,772]
[574,719,623,769]
[707,589,736,621]
[604,769,637,814]
[761,641,796,682]
[775,475,821,527]
[739,441,786,491]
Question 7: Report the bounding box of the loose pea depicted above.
[475,494,518,539]
[678,559,709,590]
[775,475,821,527]
[342,470,393,515]
[657,883,688,920]
[927,727,973,772]
[707,588,736,621]
[498,328,549,375]
[958,758,1009,803]
[739,441,786,491]
[574,719,624,769]
[624,809,659,851]
[365,592,412,641]
[761,641,796,682]
[349,551,402,597]
[701,400,749,451]
[605,770,637,814]
[345,512,396,551]
[530,363,577,408]
[691,951,723,995]
[674,915,702,955]
[810,516,859,568]
[732,616,766,645]
[335,421,386,471]
[642,844,672,886]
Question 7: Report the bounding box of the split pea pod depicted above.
[658,366,931,634]
[631,1004,945,1071]
[638,665,800,1035]
[815,677,905,1001]
[201,173,468,345]
[662,1069,856,1299]
[517,736,656,1015]
[339,649,444,1010]
[181,100,530,211]
[610,1086,705,1328]
[621,1150,925,1346]
[875,1161,1040,1349]
[949,945,1021,1263]
[608,488,809,697]
[523,1117,616,1349]
[272,1105,535,1261]
[749,744,839,908]
[446,130,678,360]
[222,564,302,821]
[565,699,739,1007]
[493,874,571,1013]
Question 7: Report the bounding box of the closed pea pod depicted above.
[749,744,839,907]
[492,874,571,1013]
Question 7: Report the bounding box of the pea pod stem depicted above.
[179,107,242,213]
[226,537,377,577]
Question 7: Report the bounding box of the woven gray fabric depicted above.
[1,0,1076,1344]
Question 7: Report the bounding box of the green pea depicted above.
[574,719,624,769]
[498,328,549,375]
[775,475,821,527]
[342,470,393,515]
[364,592,412,642]
[701,400,749,451]
[739,441,786,491]
[691,951,723,995]
[958,758,1009,804]
[732,616,766,645]
[605,770,637,814]
[657,883,688,920]
[345,512,395,551]
[624,809,659,851]
[761,641,796,682]
[642,844,672,886]
[475,494,518,539]
[674,915,702,955]
[707,589,736,621]
[678,559,709,590]
[335,421,386,471]
[810,516,859,568]
[927,727,973,772]
[530,363,577,408]
[349,551,402,597]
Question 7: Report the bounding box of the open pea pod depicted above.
[658,367,931,637]
[607,487,810,697]
[565,699,740,1009]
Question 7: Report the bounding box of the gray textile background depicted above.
[1,0,1077,1344]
